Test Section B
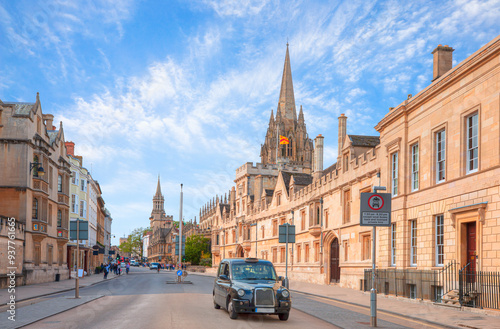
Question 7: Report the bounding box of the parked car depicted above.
[120,262,127,268]
[150,262,159,270]
[213,258,291,320]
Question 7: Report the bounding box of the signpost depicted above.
[360,189,391,327]
[278,223,295,289]
[70,219,89,299]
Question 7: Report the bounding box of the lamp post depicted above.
[29,162,45,176]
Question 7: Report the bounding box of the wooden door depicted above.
[330,238,340,283]
[467,222,476,272]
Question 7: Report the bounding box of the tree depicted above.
[185,234,211,265]
[119,227,151,259]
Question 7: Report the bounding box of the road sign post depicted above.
[279,223,295,289]
[70,219,89,299]
[360,188,391,328]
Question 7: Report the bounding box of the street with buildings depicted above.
[2,1,500,328]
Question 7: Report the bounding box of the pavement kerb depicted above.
[14,274,121,304]
[290,289,460,329]
[16,295,104,329]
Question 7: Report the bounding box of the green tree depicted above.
[185,234,211,265]
[119,227,151,259]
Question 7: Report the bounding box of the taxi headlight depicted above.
[238,289,245,297]
[281,289,289,298]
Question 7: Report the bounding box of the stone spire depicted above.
[298,105,304,124]
[277,43,297,123]
[154,175,162,198]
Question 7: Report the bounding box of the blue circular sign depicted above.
[177,270,183,276]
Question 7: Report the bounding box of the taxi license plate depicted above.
[255,308,274,313]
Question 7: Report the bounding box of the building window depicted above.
[362,234,371,260]
[32,198,38,219]
[80,200,87,218]
[33,155,39,177]
[314,242,320,262]
[71,194,79,214]
[343,153,349,172]
[324,210,329,228]
[277,193,281,206]
[343,190,351,224]
[280,247,285,263]
[216,235,219,245]
[272,248,277,263]
[435,215,444,266]
[409,284,417,299]
[48,204,52,226]
[272,219,278,236]
[34,243,41,266]
[72,171,79,185]
[410,220,417,266]
[296,244,301,263]
[391,152,398,196]
[261,226,265,239]
[436,130,446,183]
[57,210,62,227]
[315,206,320,226]
[466,113,478,174]
[391,223,396,266]
[344,241,348,261]
[58,175,63,192]
[411,144,419,191]
[304,244,310,263]
[301,210,306,230]
[49,166,53,189]
[81,179,87,192]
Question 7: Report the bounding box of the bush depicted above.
[200,258,212,267]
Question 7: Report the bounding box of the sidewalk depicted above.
[0,271,120,305]
[189,270,500,329]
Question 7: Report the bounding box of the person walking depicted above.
[103,263,109,279]
[126,262,130,275]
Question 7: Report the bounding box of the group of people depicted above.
[102,262,130,279]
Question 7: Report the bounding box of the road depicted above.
[24,267,445,329]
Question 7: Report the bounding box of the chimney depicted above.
[65,141,75,157]
[338,114,347,156]
[43,114,54,131]
[432,44,454,81]
[313,134,324,180]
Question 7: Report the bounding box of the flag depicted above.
[279,135,289,144]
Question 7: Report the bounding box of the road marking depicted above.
[293,291,445,329]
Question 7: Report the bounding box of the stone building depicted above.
[0,93,71,286]
[147,177,176,264]
[200,36,500,296]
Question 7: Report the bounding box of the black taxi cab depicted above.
[213,258,291,320]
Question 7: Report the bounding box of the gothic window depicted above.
[287,139,293,157]
[57,210,62,227]
[32,198,39,219]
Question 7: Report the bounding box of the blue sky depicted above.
[1,0,499,245]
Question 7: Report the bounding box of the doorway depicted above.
[467,222,476,272]
[237,246,244,258]
[330,238,340,283]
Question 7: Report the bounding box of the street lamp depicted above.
[30,162,45,176]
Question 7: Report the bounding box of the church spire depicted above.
[298,105,304,124]
[155,175,162,198]
[277,43,297,122]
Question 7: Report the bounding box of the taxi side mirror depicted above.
[220,274,230,281]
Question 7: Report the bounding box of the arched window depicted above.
[316,206,320,225]
[287,139,293,157]
[57,210,62,227]
[33,198,39,219]
[57,175,62,192]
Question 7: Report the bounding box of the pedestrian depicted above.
[126,262,130,275]
[103,264,109,279]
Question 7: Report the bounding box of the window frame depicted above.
[435,129,446,184]
[391,223,396,266]
[410,220,417,267]
[466,112,479,174]
[391,152,398,196]
[411,143,419,192]
[435,215,444,266]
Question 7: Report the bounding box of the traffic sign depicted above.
[177,270,183,276]
[278,223,295,243]
[360,193,391,226]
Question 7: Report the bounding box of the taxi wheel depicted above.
[213,293,220,309]
[227,298,238,319]
[278,312,289,321]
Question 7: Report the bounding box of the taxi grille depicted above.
[254,288,274,307]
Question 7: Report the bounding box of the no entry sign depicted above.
[360,193,391,226]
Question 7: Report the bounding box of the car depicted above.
[120,262,126,268]
[213,258,291,321]
[150,262,159,270]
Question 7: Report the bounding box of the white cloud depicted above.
[201,0,268,17]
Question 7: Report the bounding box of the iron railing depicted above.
[439,260,458,297]
[459,264,500,310]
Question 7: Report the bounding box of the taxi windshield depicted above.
[231,263,277,281]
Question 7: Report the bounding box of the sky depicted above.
[1,0,499,245]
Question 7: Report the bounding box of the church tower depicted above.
[260,44,314,169]
[150,176,172,230]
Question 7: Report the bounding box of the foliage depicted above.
[200,257,212,267]
[119,227,151,259]
[185,234,211,265]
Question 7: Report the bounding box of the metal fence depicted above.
[459,266,500,310]
[364,268,441,301]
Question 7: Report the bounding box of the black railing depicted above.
[364,268,441,301]
[459,264,500,310]
[439,260,458,297]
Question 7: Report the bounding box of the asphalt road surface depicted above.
[24,267,445,329]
